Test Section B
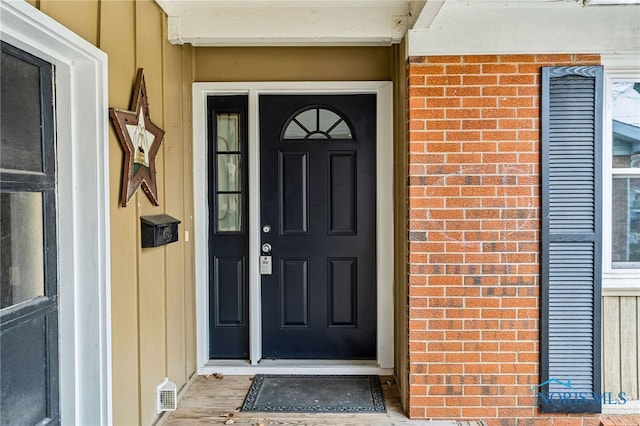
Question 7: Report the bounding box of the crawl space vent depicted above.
[156,378,177,413]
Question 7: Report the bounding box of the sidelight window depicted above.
[215,113,242,232]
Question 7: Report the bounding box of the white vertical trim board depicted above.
[193,81,395,374]
[0,1,111,424]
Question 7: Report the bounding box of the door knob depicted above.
[261,243,272,254]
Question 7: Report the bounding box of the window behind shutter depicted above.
[540,66,603,413]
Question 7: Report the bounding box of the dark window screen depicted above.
[1,49,44,173]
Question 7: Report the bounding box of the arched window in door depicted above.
[282,106,355,140]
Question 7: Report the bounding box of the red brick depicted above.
[424,406,462,418]
[500,74,536,85]
[426,56,463,64]
[410,131,445,142]
[462,407,499,417]
[445,286,482,296]
[482,130,518,141]
[574,54,600,63]
[499,97,536,108]
[447,108,481,118]
[518,63,545,74]
[409,96,425,108]
[463,75,499,85]
[427,75,462,86]
[410,64,445,75]
[536,54,573,62]
[410,108,445,123]
[464,55,500,63]
[517,107,539,118]
[446,64,482,74]
[482,63,518,74]
[461,186,497,197]
[463,96,498,107]
[447,153,483,164]
[446,86,481,97]
[409,120,425,130]
[406,53,599,423]
[498,141,534,152]
[428,119,462,130]
[483,153,518,163]
[549,419,586,426]
[483,107,518,119]
[446,130,482,141]
[460,164,497,174]
[501,54,537,62]
[427,164,463,175]
[462,119,498,130]
[445,396,482,407]
[427,97,462,108]
[409,75,425,86]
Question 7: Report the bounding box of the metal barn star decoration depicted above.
[109,68,165,207]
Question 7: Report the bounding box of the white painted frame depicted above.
[193,82,394,374]
[0,1,111,424]
[601,65,640,297]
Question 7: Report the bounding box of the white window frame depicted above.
[0,1,111,424]
[602,64,640,296]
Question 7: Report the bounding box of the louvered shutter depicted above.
[540,66,603,413]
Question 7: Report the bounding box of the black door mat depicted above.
[240,374,387,413]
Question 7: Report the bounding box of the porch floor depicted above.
[163,375,483,425]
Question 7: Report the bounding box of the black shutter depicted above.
[540,66,603,413]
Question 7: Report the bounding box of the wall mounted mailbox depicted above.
[141,214,181,248]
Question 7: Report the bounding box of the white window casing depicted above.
[602,61,640,297]
[0,1,111,424]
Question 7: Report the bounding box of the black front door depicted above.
[259,94,377,359]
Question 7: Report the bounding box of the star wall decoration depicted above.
[109,68,165,207]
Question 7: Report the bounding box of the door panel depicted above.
[328,258,357,326]
[213,257,245,326]
[280,258,309,327]
[260,94,376,359]
[328,152,357,235]
[279,152,309,235]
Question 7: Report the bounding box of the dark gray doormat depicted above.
[240,374,387,413]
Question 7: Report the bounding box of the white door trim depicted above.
[193,82,394,373]
[0,1,111,424]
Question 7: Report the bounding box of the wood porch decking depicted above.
[162,375,480,425]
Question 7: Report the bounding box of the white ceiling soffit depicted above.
[155,0,420,46]
[584,0,640,4]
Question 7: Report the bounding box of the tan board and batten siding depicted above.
[603,296,640,401]
[36,1,196,424]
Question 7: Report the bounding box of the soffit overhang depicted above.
[155,0,639,48]
[155,0,426,46]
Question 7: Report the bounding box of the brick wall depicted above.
[406,54,607,425]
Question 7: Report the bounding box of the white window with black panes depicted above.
[603,71,640,295]
[602,67,640,415]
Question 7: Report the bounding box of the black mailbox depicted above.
[141,214,181,248]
